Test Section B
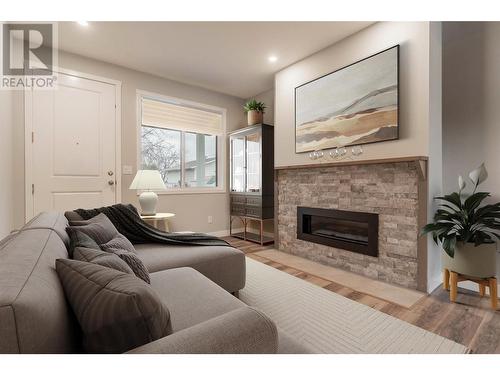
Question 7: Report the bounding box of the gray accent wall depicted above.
[443,22,500,202]
[443,22,500,286]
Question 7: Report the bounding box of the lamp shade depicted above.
[129,170,166,191]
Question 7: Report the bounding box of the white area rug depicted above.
[240,258,468,354]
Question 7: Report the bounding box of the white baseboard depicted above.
[207,227,274,239]
[228,227,274,238]
[427,275,442,294]
[207,230,230,237]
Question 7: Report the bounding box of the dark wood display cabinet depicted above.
[229,124,274,245]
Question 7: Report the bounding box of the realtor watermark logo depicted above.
[1,22,58,90]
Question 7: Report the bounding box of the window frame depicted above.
[136,90,227,195]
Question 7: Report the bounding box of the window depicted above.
[139,93,225,191]
[141,127,181,188]
[184,132,217,187]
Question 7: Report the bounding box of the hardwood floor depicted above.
[224,237,500,354]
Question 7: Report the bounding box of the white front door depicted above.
[26,72,119,219]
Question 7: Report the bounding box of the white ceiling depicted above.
[57,22,372,98]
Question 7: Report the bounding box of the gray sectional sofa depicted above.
[0,212,309,354]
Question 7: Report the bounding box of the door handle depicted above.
[108,171,114,176]
[108,180,115,186]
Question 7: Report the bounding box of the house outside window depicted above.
[138,92,226,193]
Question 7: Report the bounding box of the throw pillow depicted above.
[67,230,100,258]
[67,213,118,244]
[73,247,134,275]
[56,259,171,353]
[100,232,137,254]
[101,246,150,284]
[64,211,83,222]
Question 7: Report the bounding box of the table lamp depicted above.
[129,170,166,215]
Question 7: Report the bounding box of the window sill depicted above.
[136,188,227,196]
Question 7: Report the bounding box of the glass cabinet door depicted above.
[230,135,246,192]
[246,131,261,193]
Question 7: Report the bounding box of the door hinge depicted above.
[31,184,34,195]
[31,132,34,143]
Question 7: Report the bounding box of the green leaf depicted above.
[442,236,456,258]
[434,211,461,222]
[243,99,266,113]
[438,203,461,213]
[474,231,489,246]
[464,192,490,212]
[474,203,500,221]
[420,223,441,236]
[435,192,462,210]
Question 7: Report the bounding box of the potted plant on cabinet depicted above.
[244,99,266,126]
[421,163,500,280]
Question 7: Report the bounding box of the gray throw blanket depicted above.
[74,204,230,247]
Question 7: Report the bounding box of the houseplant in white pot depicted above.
[422,163,500,279]
[244,99,266,125]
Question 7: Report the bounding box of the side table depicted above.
[140,213,175,232]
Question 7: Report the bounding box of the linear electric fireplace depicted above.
[297,207,379,257]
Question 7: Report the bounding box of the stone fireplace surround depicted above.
[275,157,428,291]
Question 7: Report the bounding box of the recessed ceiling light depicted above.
[77,21,89,27]
[268,55,278,63]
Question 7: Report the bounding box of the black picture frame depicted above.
[294,45,400,154]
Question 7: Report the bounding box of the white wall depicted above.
[427,22,443,293]
[248,89,274,125]
[0,90,14,238]
[11,49,246,233]
[443,22,500,288]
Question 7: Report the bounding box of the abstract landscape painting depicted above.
[295,46,399,153]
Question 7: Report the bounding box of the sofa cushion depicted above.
[0,230,19,249]
[0,226,80,354]
[56,259,171,353]
[22,211,71,248]
[102,247,150,284]
[149,267,245,332]
[67,213,118,244]
[135,244,246,292]
[67,231,100,258]
[73,247,134,275]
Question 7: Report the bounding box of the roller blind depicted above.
[142,97,223,135]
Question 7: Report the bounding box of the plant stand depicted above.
[444,269,498,310]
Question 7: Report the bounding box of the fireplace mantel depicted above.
[275,156,428,180]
